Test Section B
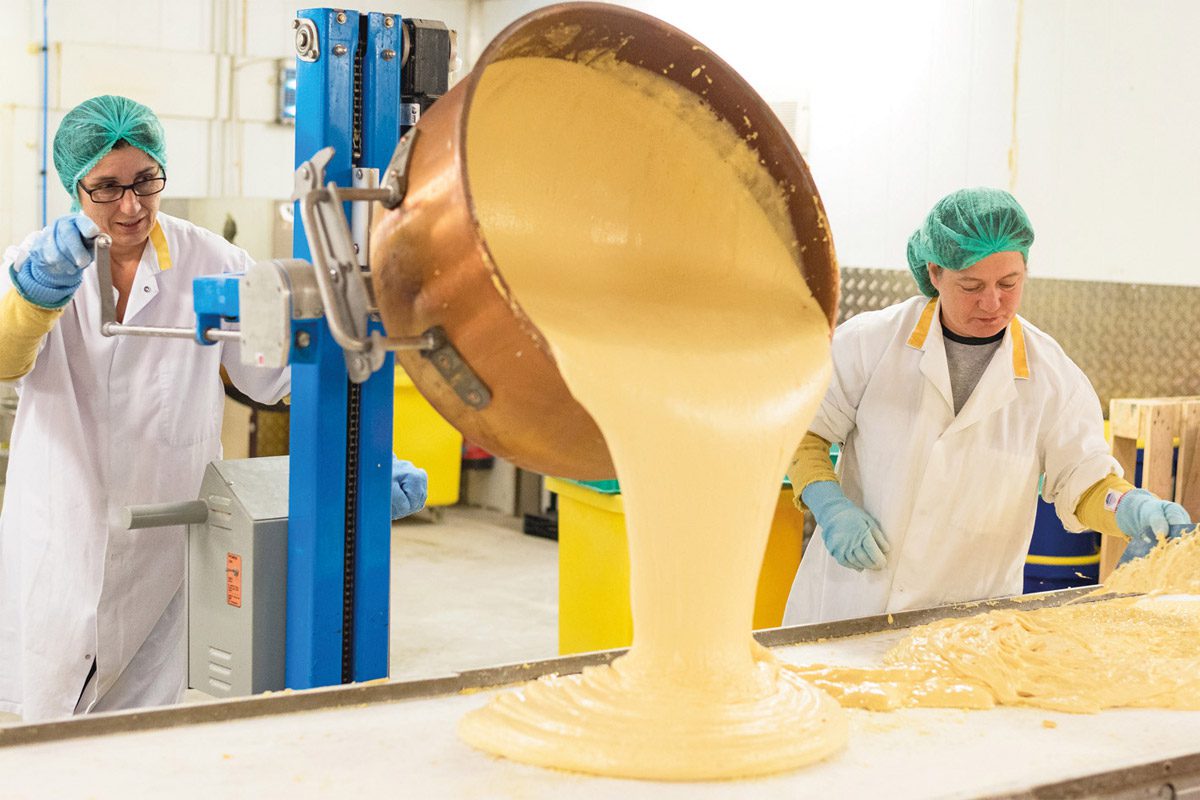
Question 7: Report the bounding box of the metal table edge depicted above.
[0,586,1116,750]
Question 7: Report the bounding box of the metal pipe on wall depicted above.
[40,0,49,227]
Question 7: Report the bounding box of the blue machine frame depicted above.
[288,8,402,689]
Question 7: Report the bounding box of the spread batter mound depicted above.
[457,53,845,780]
[790,532,1200,713]
[1098,529,1200,597]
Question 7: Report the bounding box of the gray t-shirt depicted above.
[942,325,1004,414]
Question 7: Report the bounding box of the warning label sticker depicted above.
[226,553,242,608]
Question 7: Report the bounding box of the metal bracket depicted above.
[420,326,491,409]
[379,128,419,210]
[350,167,378,268]
[293,146,437,384]
[241,259,323,368]
[293,18,319,62]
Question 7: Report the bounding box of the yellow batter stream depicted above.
[457,55,844,779]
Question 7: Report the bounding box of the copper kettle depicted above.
[370,2,838,481]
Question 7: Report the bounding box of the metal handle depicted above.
[94,233,118,334]
[122,500,210,530]
[93,235,239,342]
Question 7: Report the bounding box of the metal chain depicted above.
[351,22,366,163]
[341,15,369,682]
[341,378,363,683]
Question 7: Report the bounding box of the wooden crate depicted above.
[1101,395,1200,579]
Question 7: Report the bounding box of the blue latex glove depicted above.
[802,480,890,571]
[10,214,100,308]
[390,456,428,520]
[1115,488,1192,563]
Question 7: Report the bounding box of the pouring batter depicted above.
[456,53,845,780]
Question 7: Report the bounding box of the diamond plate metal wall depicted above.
[838,269,917,320]
[838,267,1200,414]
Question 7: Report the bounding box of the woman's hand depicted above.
[11,214,100,308]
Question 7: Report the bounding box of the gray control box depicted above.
[188,457,289,698]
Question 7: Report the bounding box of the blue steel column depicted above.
[350,11,401,682]
[288,7,359,690]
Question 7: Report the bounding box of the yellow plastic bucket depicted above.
[394,366,463,508]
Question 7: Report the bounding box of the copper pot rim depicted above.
[450,1,840,336]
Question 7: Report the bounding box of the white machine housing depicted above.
[187,457,290,698]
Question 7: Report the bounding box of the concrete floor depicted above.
[387,505,558,679]
[0,505,558,725]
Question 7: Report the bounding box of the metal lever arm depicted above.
[93,235,239,343]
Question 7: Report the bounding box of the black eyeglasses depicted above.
[78,175,167,204]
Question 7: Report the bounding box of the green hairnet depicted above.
[906,187,1034,297]
[53,95,167,212]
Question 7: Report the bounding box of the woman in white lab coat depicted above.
[783,187,1189,625]
[0,96,426,722]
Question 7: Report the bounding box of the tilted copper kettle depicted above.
[370,2,838,481]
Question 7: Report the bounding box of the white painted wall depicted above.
[1015,1,1200,286]
[2,1,1198,285]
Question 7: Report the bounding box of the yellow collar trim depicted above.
[1010,315,1030,379]
[906,298,938,348]
[907,297,1031,380]
[149,220,172,272]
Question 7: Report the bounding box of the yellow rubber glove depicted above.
[0,289,63,381]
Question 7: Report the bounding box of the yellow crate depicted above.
[549,478,805,655]
[394,367,462,508]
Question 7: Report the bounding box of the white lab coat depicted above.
[784,296,1118,625]
[0,213,289,721]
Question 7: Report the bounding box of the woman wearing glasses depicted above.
[0,96,425,722]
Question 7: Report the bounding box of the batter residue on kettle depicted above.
[457,54,844,780]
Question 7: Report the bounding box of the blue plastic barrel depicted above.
[1024,496,1100,593]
